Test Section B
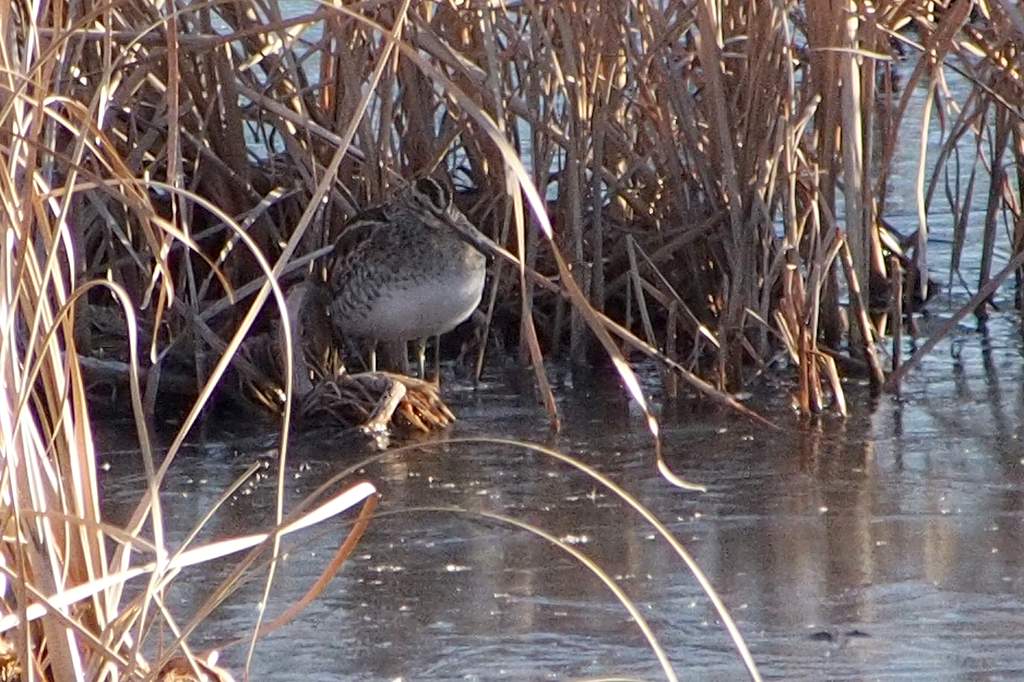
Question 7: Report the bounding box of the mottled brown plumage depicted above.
[326,178,487,373]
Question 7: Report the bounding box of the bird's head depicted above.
[403,177,494,257]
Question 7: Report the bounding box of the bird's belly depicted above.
[345,268,484,341]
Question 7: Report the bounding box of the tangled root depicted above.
[299,371,455,434]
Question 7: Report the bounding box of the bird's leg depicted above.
[398,340,410,375]
[416,337,428,380]
[369,340,378,372]
[375,341,409,374]
[432,334,441,386]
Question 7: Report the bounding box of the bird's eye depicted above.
[415,177,451,215]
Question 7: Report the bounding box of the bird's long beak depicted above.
[439,211,524,271]
[449,214,502,261]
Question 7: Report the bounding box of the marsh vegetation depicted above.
[2,0,1023,678]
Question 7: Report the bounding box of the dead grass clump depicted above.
[300,372,455,433]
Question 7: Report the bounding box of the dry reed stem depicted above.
[839,239,886,388]
[890,254,904,390]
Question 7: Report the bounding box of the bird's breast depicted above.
[337,260,485,341]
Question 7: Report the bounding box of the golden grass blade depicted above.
[210,491,379,652]
[148,479,378,675]
[0,482,378,635]
[0,564,132,670]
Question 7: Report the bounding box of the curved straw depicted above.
[466,439,761,682]
[377,506,678,682]
[298,437,762,681]
[0,482,378,634]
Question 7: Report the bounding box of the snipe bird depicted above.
[326,177,487,377]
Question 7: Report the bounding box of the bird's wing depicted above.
[325,207,399,323]
[328,206,387,279]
